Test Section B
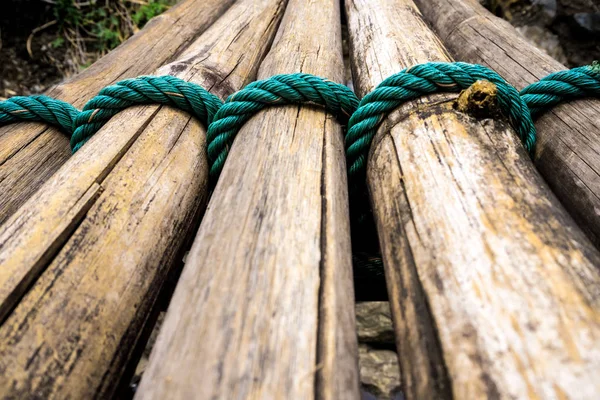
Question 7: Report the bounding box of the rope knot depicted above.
[455,80,502,119]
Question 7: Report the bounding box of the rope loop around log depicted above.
[205,73,359,182]
[344,62,538,193]
[70,75,223,151]
[0,76,223,153]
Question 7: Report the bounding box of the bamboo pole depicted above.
[0,0,235,226]
[0,1,286,398]
[413,0,600,247]
[345,0,600,399]
[134,0,359,399]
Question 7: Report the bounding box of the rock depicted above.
[486,0,556,26]
[359,344,403,400]
[516,25,569,65]
[573,12,600,32]
[480,0,600,67]
[558,0,600,15]
[356,302,396,344]
[356,302,404,399]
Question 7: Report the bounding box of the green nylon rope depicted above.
[206,73,359,181]
[1,63,598,187]
[71,75,223,151]
[345,62,537,192]
[0,76,223,152]
[0,95,79,135]
[520,63,600,116]
[345,62,600,193]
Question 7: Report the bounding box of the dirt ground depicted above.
[0,0,64,98]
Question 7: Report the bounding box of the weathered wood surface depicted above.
[135,0,360,399]
[412,0,600,248]
[346,0,600,399]
[0,1,286,398]
[0,0,235,226]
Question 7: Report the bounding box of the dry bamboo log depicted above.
[346,0,600,399]
[412,0,600,248]
[0,1,286,398]
[135,0,359,399]
[0,0,235,226]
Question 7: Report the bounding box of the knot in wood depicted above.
[454,80,502,119]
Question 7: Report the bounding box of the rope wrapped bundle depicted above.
[413,0,600,248]
[0,0,235,226]
[345,0,600,399]
[0,0,285,398]
[136,0,361,398]
[0,0,598,398]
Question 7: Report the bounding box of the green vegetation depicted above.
[132,0,172,26]
[48,0,175,71]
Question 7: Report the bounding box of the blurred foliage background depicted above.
[1,0,598,99]
[50,0,174,67]
[479,0,599,67]
[1,0,176,97]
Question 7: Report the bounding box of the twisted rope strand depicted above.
[0,95,79,135]
[0,76,223,154]
[520,64,600,116]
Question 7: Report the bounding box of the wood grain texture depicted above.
[0,1,286,398]
[0,0,235,226]
[135,0,360,399]
[413,0,600,249]
[346,0,600,399]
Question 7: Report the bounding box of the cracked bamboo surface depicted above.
[413,0,600,248]
[346,0,600,399]
[0,1,286,398]
[135,0,360,398]
[0,0,235,226]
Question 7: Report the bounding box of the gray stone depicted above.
[356,301,396,345]
[516,25,569,64]
[359,344,403,400]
